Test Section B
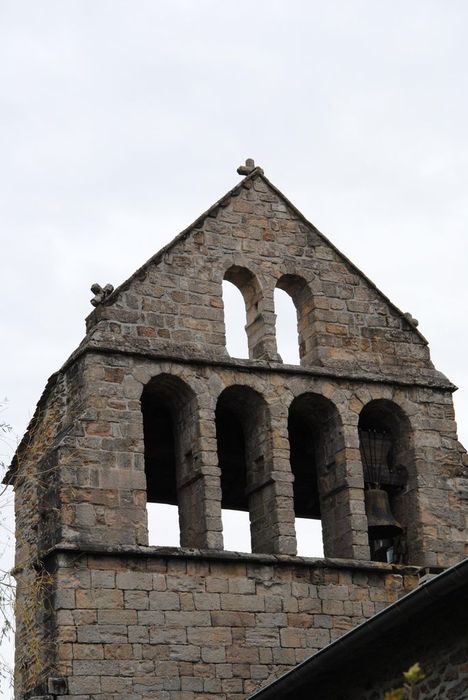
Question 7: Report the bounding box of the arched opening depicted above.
[223,266,263,359]
[359,400,412,563]
[216,385,270,553]
[288,393,343,557]
[222,280,249,358]
[274,287,300,364]
[141,374,197,547]
[276,275,315,366]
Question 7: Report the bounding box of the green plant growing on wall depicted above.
[384,663,426,700]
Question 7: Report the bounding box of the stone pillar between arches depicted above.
[177,403,224,550]
[319,444,370,560]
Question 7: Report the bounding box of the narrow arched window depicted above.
[223,266,263,359]
[142,390,179,546]
[216,385,270,553]
[274,287,300,364]
[141,375,198,548]
[276,275,316,366]
[222,280,249,359]
[359,400,411,564]
[288,393,343,557]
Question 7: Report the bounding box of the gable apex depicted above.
[87,165,428,347]
[86,165,265,318]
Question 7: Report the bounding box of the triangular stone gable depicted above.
[83,170,437,380]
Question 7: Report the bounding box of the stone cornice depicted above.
[32,541,427,577]
[73,342,457,391]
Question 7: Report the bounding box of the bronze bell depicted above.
[365,488,402,539]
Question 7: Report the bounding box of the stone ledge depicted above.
[63,341,456,391]
[40,541,428,576]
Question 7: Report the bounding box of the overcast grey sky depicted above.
[1,1,467,692]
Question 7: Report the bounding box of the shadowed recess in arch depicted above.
[359,399,412,564]
[141,374,196,547]
[288,392,344,558]
[216,384,270,553]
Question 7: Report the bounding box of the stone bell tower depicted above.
[7,160,467,699]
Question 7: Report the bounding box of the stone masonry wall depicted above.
[11,362,88,696]
[359,640,468,700]
[52,549,419,700]
[55,352,468,569]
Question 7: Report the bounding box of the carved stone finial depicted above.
[403,312,419,327]
[237,158,261,175]
[90,283,114,307]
